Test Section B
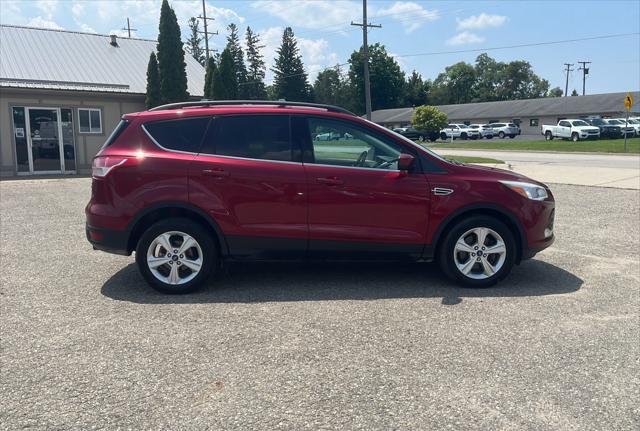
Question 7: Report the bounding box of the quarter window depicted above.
[144,117,210,153]
[203,115,292,162]
[78,108,102,133]
[307,118,406,170]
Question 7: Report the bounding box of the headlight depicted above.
[500,180,548,201]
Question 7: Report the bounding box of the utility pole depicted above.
[563,63,574,97]
[577,61,591,96]
[351,0,381,120]
[121,18,137,38]
[198,0,218,60]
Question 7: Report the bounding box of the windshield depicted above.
[607,119,622,125]
[627,119,639,124]
[589,119,604,125]
[571,120,589,127]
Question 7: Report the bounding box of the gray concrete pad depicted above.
[1,178,639,430]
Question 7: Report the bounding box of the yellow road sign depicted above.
[624,93,634,111]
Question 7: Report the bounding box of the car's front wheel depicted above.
[438,216,516,287]
[136,218,217,294]
[498,131,505,139]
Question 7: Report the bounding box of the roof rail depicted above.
[148,100,355,116]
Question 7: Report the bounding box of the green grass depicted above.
[426,137,640,153]
[443,155,504,164]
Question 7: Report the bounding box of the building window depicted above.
[512,118,521,125]
[78,108,102,133]
[530,119,539,127]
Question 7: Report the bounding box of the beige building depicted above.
[0,25,205,177]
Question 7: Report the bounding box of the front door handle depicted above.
[316,176,343,186]
[432,187,453,196]
[202,168,229,177]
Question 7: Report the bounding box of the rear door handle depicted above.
[316,176,343,186]
[202,168,229,177]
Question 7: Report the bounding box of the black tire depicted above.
[571,132,579,142]
[461,133,468,140]
[509,135,516,139]
[429,136,437,142]
[545,131,553,141]
[438,215,516,288]
[498,131,505,139]
[135,217,217,294]
[486,135,493,139]
[440,132,447,140]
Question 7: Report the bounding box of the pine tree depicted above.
[145,52,162,108]
[157,0,189,103]
[244,26,266,100]
[213,48,237,100]
[203,57,217,99]
[226,23,247,99]
[185,17,205,66]
[271,27,310,101]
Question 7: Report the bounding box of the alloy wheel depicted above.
[453,227,507,280]
[146,231,203,285]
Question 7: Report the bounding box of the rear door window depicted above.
[143,117,210,153]
[202,115,292,162]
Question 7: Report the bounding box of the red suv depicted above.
[86,101,555,294]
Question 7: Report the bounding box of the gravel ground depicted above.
[1,178,638,430]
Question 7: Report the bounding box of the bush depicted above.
[412,105,448,132]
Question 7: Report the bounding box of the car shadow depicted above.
[100,259,583,306]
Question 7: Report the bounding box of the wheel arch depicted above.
[126,202,229,256]
[431,204,526,263]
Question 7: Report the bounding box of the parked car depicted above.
[314,131,342,141]
[468,124,495,139]
[393,126,438,142]
[541,119,600,141]
[86,100,555,294]
[488,123,519,139]
[440,124,481,140]
[584,118,623,139]
[610,118,639,137]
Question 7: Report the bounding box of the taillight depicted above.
[92,156,128,178]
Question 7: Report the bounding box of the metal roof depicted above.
[371,91,640,124]
[0,24,205,96]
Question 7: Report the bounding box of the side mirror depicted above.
[397,153,415,172]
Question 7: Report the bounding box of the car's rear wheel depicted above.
[438,216,516,287]
[440,132,447,140]
[135,218,217,294]
[545,131,553,141]
[509,135,516,139]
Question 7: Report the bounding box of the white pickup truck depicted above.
[541,119,600,141]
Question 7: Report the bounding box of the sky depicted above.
[1,0,639,94]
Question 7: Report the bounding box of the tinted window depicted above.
[308,117,407,171]
[144,117,210,153]
[101,119,129,149]
[204,115,292,161]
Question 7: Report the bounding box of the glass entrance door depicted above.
[13,107,77,174]
[27,108,62,172]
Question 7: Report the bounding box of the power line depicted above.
[393,33,639,58]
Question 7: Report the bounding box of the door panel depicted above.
[189,155,307,256]
[305,165,429,254]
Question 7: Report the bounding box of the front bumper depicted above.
[86,224,131,256]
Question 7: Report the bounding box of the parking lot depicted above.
[1,178,638,430]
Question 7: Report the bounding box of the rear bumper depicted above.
[86,224,130,256]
